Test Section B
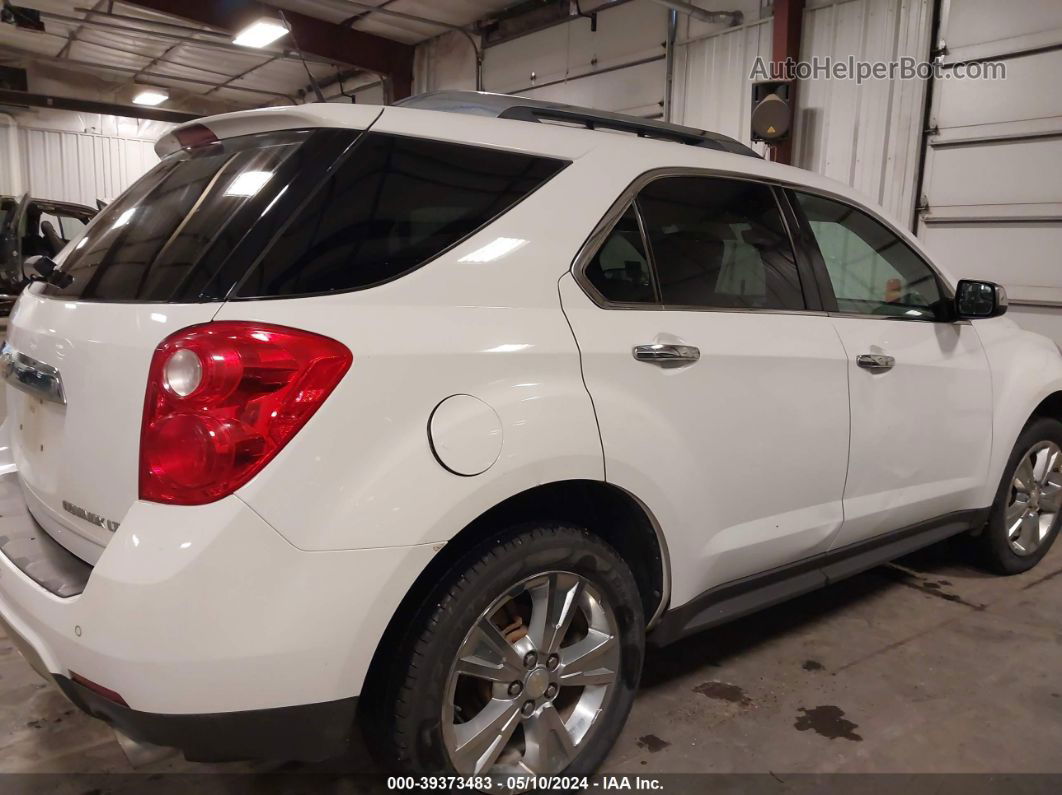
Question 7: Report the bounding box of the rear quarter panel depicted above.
[219,154,618,551]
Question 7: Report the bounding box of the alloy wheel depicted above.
[441,571,620,776]
[1006,440,1062,555]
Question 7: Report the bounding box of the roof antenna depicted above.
[279,10,325,103]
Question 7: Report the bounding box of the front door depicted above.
[561,175,851,608]
[790,190,994,550]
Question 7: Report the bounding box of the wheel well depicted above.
[359,480,666,715]
[1031,391,1062,422]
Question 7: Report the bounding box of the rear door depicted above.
[561,174,851,607]
[789,190,993,550]
[3,129,355,563]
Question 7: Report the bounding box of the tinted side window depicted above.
[585,205,655,304]
[43,130,314,301]
[794,192,944,319]
[236,134,566,298]
[637,177,804,310]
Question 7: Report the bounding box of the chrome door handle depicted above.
[633,343,700,365]
[856,353,895,371]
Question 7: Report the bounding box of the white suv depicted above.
[1,92,1060,777]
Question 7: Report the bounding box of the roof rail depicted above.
[394,91,760,158]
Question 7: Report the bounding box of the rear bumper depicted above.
[0,462,439,760]
[55,675,358,762]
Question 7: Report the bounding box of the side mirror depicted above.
[22,254,56,282]
[955,279,1008,319]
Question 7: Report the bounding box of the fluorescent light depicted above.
[132,88,168,106]
[224,170,273,197]
[458,237,528,263]
[233,17,289,48]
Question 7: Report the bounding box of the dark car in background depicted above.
[0,194,96,316]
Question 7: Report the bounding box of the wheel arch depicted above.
[359,479,669,714]
[1030,391,1062,423]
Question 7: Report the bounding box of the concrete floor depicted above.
[1,535,1061,780]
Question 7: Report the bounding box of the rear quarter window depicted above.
[233,133,567,298]
[42,130,323,302]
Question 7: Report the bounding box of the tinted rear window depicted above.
[41,130,566,303]
[234,134,566,298]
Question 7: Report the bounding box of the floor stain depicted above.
[635,734,670,752]
[802,660,824,671]
[794,706,863,741]
[1022,566,1062,591]
[882,567,986,610]
[693,680,751,706]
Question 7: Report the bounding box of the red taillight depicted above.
[140,322,352,505]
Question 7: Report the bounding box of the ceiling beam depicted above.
[124,0,414,100]
[0,88,200,122]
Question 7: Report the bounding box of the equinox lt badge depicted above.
[62,501,120,533]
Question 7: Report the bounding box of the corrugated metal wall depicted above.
[0,116,20,197]
[19,127,159,206]
[794,0,933,226]
[672,17,774,153]
[0,114,162,206]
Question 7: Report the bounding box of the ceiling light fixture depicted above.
[132,87,168,106]
[232,17,289,48]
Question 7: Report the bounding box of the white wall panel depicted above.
[413,1,670,115]
[415,29,478,93]
[794,0,932,226]
[515,59,666,117]
[0,115,20,196]
[672,18,773,151]
[19,126,158,206]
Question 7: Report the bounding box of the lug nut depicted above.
[545,683,559,700]
[546,653,559,671]
[523,651,538,668]
[508,681,523,697]
[521,700,536,717]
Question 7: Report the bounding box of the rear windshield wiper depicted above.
[24,255,73,289]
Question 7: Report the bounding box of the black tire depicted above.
[363,523,644,777]
[979,417,1062,574]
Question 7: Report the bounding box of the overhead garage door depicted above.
[483,1,666,118]
[916,0,1062,341]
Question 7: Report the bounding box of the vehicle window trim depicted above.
[581,199,662,308]
[572,167,821,316]
[773,187,827,312]
[631,199,663,304]
[785,187,957,323]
